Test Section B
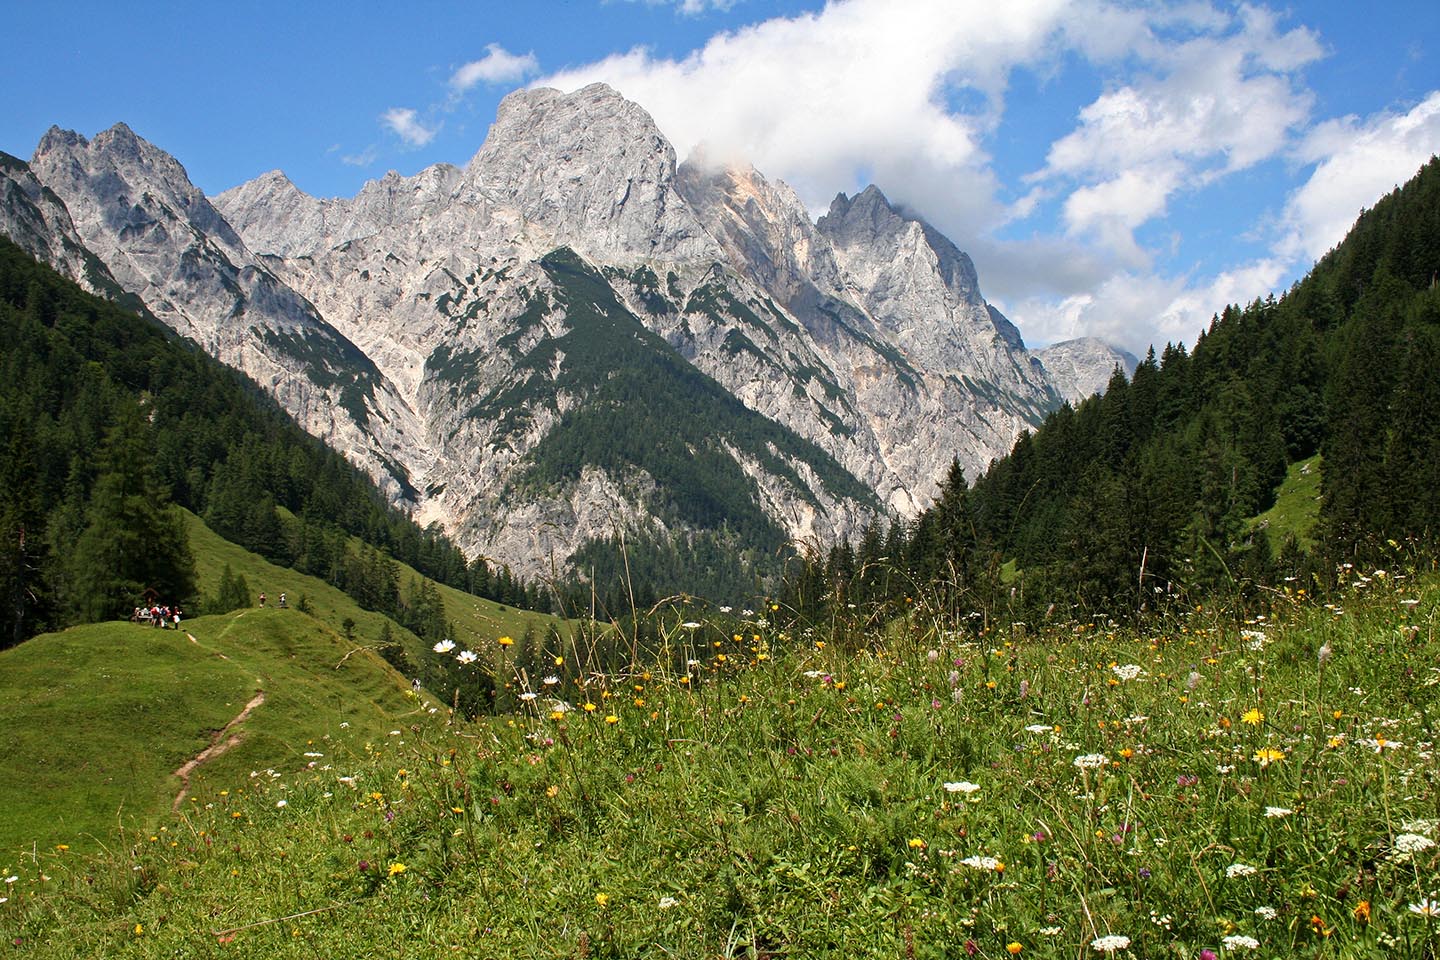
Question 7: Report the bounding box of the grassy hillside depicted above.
[0,511,570,858]
[1249,454,1323,553]
[0,609,424,856]
[3,568,1436,957]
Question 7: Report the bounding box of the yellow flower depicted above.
[633,697,645,707]
[1253,747,1285,767]
[1354,900,1371,924]
[546,785,560,798]
[595,892,610,907]
[907,837,927,849]
[388,862,407,876]
[554,655,564,666]
[605,715,619,725]
[55,844,69,851]
[1007,943,1023,955]
[134,924,143,935]
[1119,748,1134,759]
[498,636,514,647]
[1242,708,1264,725]
[583,702,597,713]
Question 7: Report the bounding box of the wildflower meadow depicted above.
[2,567,1437,958]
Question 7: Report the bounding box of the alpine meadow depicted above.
[2,8,1440,957]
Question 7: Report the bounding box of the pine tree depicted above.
[68,405,196,622]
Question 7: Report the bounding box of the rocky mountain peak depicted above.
[460,83,717,262]
[1034,337,1140,404]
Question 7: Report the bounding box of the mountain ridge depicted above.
[5,84,1130,584]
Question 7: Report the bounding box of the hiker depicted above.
[278,593,287,609]
[259,592,266,608]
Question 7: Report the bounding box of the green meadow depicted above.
[2,558,1436,958]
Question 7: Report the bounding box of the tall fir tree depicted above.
[68,405,196,622]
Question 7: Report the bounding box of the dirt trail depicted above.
[172,691,266,811]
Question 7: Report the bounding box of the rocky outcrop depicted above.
[1035,338,1140,404]
[0,151,119,297]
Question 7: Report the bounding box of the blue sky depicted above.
[4,1,1439,353]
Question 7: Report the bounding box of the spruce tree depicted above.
[68,406,196,622]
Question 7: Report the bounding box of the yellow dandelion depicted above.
[583,702,597,713]
[908,837,927,849]
[498,635,514,647]
[605,714,619,725]
[595,892,610,907]
[1242,708,1264,725]
[546,785,559,798]
[388,862,407,876]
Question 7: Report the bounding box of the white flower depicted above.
[1025,724,1054,733]
[1111,664,1143,681]
[519,691,538,702]
[275,800,287,808]
[1225,863,1257,878]
[543,675,560,686]
[1222,934,1260,950]
[1409,898,1440,918]
[1091,934,1130,952]
[1392,833,1437,862]
[943,781,981,794]
[959,855,1001,871]
[1073,753,1108,770]
[3,876,16,884]
[1039,926,1062,936]
[1254,906,1277,920]
[455,650,478,665]
[304,751,324,758]
[433,639,456,654]
[1264,806,1293,818]
[681,621,701,629]
[718,606,732,613]
[658,895,680,909]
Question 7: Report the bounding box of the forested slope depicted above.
[793,156,1440,619]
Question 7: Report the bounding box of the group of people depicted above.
[131,604,182,628]
[258,592,287,608]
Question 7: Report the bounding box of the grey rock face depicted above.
[6,84,1138,582]
[28,123,426,503]
[0,150,121,296]
[1035,338,1140,404]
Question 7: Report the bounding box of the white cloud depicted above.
[340,145,378,167]
[616,0,739,14]
[1040,9,1322,255]
[380,107,439,148]
[450,44,540,92]
[1278,91,1440,263]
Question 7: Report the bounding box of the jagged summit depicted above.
[4,88,1134,580]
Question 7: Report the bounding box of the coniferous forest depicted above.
[787,156,1440,624]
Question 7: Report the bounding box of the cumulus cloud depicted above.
[1039,8,1322,258]
[450,44,540,92]
[1278,92,1440,263]
[380,107,439,148]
